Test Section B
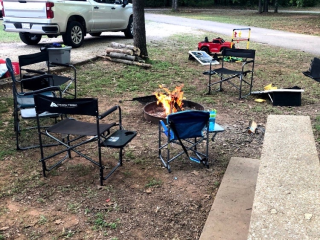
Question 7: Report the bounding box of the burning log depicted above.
[154,85,185,115]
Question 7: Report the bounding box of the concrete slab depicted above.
[248,115,320,239]
[199,157,260,240]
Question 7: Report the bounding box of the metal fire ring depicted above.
[143,100,204,124]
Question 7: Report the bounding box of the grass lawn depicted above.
[0,10,320,239]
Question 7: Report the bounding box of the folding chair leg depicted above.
[239,75,243,99]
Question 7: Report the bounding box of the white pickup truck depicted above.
[1,0,133,48]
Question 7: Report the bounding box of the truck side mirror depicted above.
[122,0,128,7]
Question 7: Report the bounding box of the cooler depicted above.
[47,46,72,64]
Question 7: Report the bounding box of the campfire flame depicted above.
[154,85,184,115]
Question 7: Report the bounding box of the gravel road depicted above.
[0,21,202,65]
[1,13,319,66]
[145,13,320,56]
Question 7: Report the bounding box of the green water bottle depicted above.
[209,109,216,131]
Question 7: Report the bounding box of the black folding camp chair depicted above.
[6,58,62,150]
[19,50,77,98]
[204,48,255,99]
[34,95,137,185]
[159,110,210,173]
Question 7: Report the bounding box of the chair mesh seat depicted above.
[214,68,242,75]
[50,75,72,86]
[34,95,136,185]
[47,118,116,136]
[204,48,255,99]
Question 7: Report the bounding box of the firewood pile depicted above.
[98,42,151,68]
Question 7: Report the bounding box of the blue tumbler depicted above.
[209,109,216,131]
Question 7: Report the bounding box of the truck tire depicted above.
[19,33,42,45]
[200,46,210,54]
[124,16,133,38]
[62,21,84,48]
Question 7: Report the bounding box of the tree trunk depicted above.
[172,0,178,12]
[263,0,268,12]
[258,0,263,13]
[274,0,278,13]
[132,0,148,59]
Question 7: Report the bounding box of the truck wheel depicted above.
[200,46,210,54]
[124,16,133,38]
[19,33,42,45]
[90,32,101,37]
[62,21,84,48]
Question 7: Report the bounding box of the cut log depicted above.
[106,48,133,55]
[110,58,151,68]
[109,42,141,56]
[133,48,141,57]
[97,55,152,68]
[109,52,136,61]
[110,42,129,49]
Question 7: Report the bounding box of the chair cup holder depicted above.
[125,131,135,136]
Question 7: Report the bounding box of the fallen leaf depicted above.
[55,219,64,225]
[145,188,152,194]
[191,170,199,176]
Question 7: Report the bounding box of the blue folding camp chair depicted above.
[158,110,210,172]
[6,58,62,150]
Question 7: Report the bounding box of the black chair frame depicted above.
[6,58,62,150]
[205,48,255,99]
[19,51,77,98]
[34,95,136,185]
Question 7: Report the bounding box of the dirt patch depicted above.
[0,85,265,240]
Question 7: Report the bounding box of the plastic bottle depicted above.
[209,109,216,131]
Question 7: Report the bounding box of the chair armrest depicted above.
[21,74,54,82]
[160,120,175,140]
[19,86,61,96]
[160,120,168,134]
[242,59,254,67]
[48,63,76,79]
[24,69,46,75]
[49,62,69,67]
[99,106,119,119]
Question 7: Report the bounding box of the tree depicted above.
[172,0,178,11]
[132,0,148,59]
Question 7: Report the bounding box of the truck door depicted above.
[108,1,128,29]
[91,0,113,31]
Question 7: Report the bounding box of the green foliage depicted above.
[290,0,318,7]
[145,178,162,188]
[144,0,319,8]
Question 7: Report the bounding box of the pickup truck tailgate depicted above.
[3,1,47,18]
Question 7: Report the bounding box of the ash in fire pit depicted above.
[144,100,204,124]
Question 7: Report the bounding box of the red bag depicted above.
[4,61,20,78]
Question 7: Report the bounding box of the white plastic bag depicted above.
[0,59,8,78]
